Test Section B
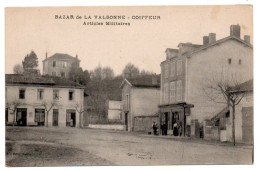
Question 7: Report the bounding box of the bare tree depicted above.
[75,102,86,128]
[202,74,248,146]
[13,64,24,74]
[6,100,24,126]
[41,101,56,127]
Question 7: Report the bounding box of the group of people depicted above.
[152,121,182,136]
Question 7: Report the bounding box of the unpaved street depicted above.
[6,127,253,166]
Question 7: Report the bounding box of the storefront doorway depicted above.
[16,108,27,126]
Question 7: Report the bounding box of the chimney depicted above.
[244,35,250,44]
[76,54,78,59]
[208,33,216,43]
[230,24,241,38]
[203,36,209,45]
[45,51,47,59]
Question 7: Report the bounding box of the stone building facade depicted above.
[5,74,85,128]
[159,25,253,136]
[42,53,80,78]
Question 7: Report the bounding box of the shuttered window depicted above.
[177,80,182,101]
[170,81,176,103]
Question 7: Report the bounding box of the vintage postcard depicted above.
[5,6,253,166]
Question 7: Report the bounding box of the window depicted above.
[19,89,25,99]
[228,58,232,64]
[62,61,67,68]
[176,80,182,101]
[164,64,169,78]
[35,109,45,125]
[170,61,176,77]
[53,90,59,100]
[170,81,176,103]
[52,72,56,76]
[37,89,44,100]
[69,90,74,101]
[61,72,65,77]
[177,60,182,75]
[239,59,242,65]
[164,83,169,104]
[53,61,56,67]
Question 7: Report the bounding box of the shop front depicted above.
[159,103,193,137]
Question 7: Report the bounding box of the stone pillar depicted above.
[191,119,200,138]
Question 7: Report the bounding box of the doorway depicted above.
[53,109,59,126]
[6,108,8,125]
[125,112,128,131]
[16,108,27,126]
[66,109,76,127]
[242,106,253,144]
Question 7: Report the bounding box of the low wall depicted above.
[88,124,126,131]
[133,116,159,132]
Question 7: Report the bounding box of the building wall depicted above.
[160,57,186,105]
[6,85,84,127]
[133,116,159,132]
[43,59,79,78]
[131,87,160,117]
[122,83,132,131]
[187,39,253,122]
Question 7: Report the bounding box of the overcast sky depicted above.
[5,6,253,75]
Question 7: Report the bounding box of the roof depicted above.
[5,74,85,89]
[228,79,253,93]
[43,53,80,62]
[188,35,253,56]
[120,75,160,89]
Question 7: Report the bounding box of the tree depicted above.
[122,63,140,79]
[41,101,56,127]
[140,69,154,76]
[68,62,89,85]
[102,66,115,80]
[22,51,39,69]
[90,65,115,80]
[75,102,86,128]
[202,74,248,146]
[13,64,24,74]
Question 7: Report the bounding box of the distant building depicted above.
[42,53,80,78]
[159,25,253,137]
[5,74,85,127]
[120,75,160,132]
[107,100,122,121]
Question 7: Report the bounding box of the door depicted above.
[71,112,76,127]
[242,107,253,144]
[125,112,128,131]
[5,108,8,125]
[17,108,27,126]
[53,109,59,126]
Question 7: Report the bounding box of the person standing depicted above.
[152,121,158,135]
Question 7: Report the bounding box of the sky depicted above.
[5,5,253,75]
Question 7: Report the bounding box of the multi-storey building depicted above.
[42,53,80,78]
[159,25,253,136]
[5,74,85,127]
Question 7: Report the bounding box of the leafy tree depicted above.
[22,51,38,69]
[90,65,115,81]
[13,64,24,74]
[68,62,89,85]
[140,69,154,76]
[122,63,140,79]
[102,66,115,80]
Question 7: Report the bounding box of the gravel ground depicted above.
[5,126,253,166]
